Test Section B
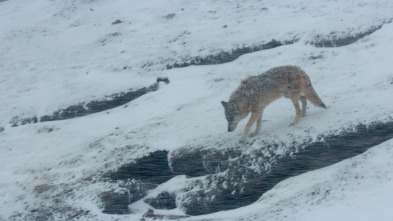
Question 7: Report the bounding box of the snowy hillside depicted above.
[1,0,393,220]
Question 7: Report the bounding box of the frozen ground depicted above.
[0,0,393,220]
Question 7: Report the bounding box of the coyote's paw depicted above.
[249,132,258,137]
[289,121,300,127]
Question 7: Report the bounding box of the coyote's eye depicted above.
[226,113,234,122]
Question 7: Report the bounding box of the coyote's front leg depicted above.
[239,111,260,143]
[249,108,264,137]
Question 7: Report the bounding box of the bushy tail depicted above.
[305,86,327,109]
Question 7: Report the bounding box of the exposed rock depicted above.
[169,146,240,177]
[169,146,207,177]
[164,13,176,20]
[310,24,387,47]
[34,184,55,195]
[97,179,156,216]
[124,180,156,204]
[10,77,169,127]
[101,151,175,213]
[107,150,174,184]
[99,191,130,215]
[157,77,170,84]
[143,209,155,218]
[26,206,89,221]
[142,209,189,220]
[111,19,122,25]
[145,191,177,210]
[166,39,298,69]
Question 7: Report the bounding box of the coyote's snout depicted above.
[221,66,327,143]
[221,101,247,132]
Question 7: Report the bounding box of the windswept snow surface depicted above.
[1,0,393,220]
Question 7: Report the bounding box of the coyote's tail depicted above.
[304,77,327,109]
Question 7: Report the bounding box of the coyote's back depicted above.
[222,65,327,143]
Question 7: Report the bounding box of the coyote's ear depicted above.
[221,101,228,109]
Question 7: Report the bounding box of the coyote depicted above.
[221,66,327,143]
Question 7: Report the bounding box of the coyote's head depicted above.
[221,101,248,132]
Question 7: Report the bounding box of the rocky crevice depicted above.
[166,39,298,69]
[10,77,169,127]
[101,150,175,214]
[309,23,389,47]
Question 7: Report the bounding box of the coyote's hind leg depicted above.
[290,96,302,126]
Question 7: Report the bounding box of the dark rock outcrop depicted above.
[10,77,169,127]
[166,39,298,69]
[99,191,130,214]
[145,191,177,210]
[111,19,122,25]
[142,209,190,220]
[310,25,384,47]
[100,150,175,213]
[107,150,174,184]
[114,179,158,205]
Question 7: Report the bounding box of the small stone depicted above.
[112,19,122,25]
[164,13,176,19]
[143,209,154,218]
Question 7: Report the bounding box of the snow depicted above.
[0,0,393,220]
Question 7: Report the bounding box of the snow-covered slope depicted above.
[1,0,392,123]
[0,0,393,220]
